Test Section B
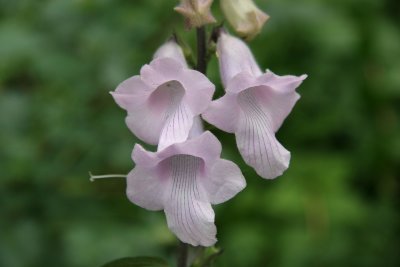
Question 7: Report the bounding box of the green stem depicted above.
[177,26,208,267]
[196,26,207,74]
[177,241,189,267]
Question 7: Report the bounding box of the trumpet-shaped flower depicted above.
[111,40,215,150]
[127,131,246,246]
[203,32,307,179]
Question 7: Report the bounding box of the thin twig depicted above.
[196,26,207,74]
[177,241,189,267]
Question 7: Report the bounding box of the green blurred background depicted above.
[1,0,399,266]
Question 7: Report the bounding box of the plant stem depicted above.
[196,26,207,74]
[177,241,189,267]
[177,26,208,267]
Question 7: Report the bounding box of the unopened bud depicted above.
[175,0,217,29]
[220,0,269,40]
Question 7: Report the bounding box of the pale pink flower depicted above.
[111,40,215,150]
[203,32,307,179]
[127,131,246,246]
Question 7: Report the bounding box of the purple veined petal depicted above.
[112,58,215,146]
[128,131,246,246]
[158,99,194,151]
[124,80,193,146]
[126,166,168,211]
[254,71,306,132]
[162,155,217,246]
[235,87,291,179]
[201,92,240,133]
[153,40,188,68]
[252,84,300,133]
[111,38,215,147]
[217,32,262,86]
[202,159,246,204]
[124,80,186,145]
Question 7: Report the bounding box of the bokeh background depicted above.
[1,0,399,266]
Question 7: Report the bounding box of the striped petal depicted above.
[124,80,190,145]
[163,155,217,246]
[128,132,245,246]
[236,87,290,179]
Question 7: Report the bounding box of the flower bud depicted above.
[220,0,269,40]
[174,0,216,29]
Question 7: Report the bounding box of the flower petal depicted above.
[163,155,217,246]
[203,159,246,204]
[125,102,166,145]
[247,83,301,133]
[126,167,167,211]
[217,32,262,86]
[132,144,160,168]
[159,131,222,167]
[201,92,240,133]
[179,69,215,114]
[153,40,188,68]
[110,76,151,110]
[125,80,196,146]
[258,70,307,94]
[158,100,194,151]
[188,116,205,139]
[223,71,305,132]
[236,89,291,179]
[140,58,184,88]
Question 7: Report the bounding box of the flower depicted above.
[127,131,246,246]
[202,32,307,179]
[111,40,215,150]
[174,0,216,29]
[220,0,269,40]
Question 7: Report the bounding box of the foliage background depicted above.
[1,0,399,266]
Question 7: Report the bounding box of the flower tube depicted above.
[203,32,307,179]
[127,131,246,246]
[111,40,215,150]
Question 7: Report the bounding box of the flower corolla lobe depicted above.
[203,32,307,179]
[127,131,246,246]
[111,40,215,149]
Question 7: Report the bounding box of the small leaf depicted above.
[101,257,169,267]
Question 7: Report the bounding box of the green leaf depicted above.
[101,257,169,267]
